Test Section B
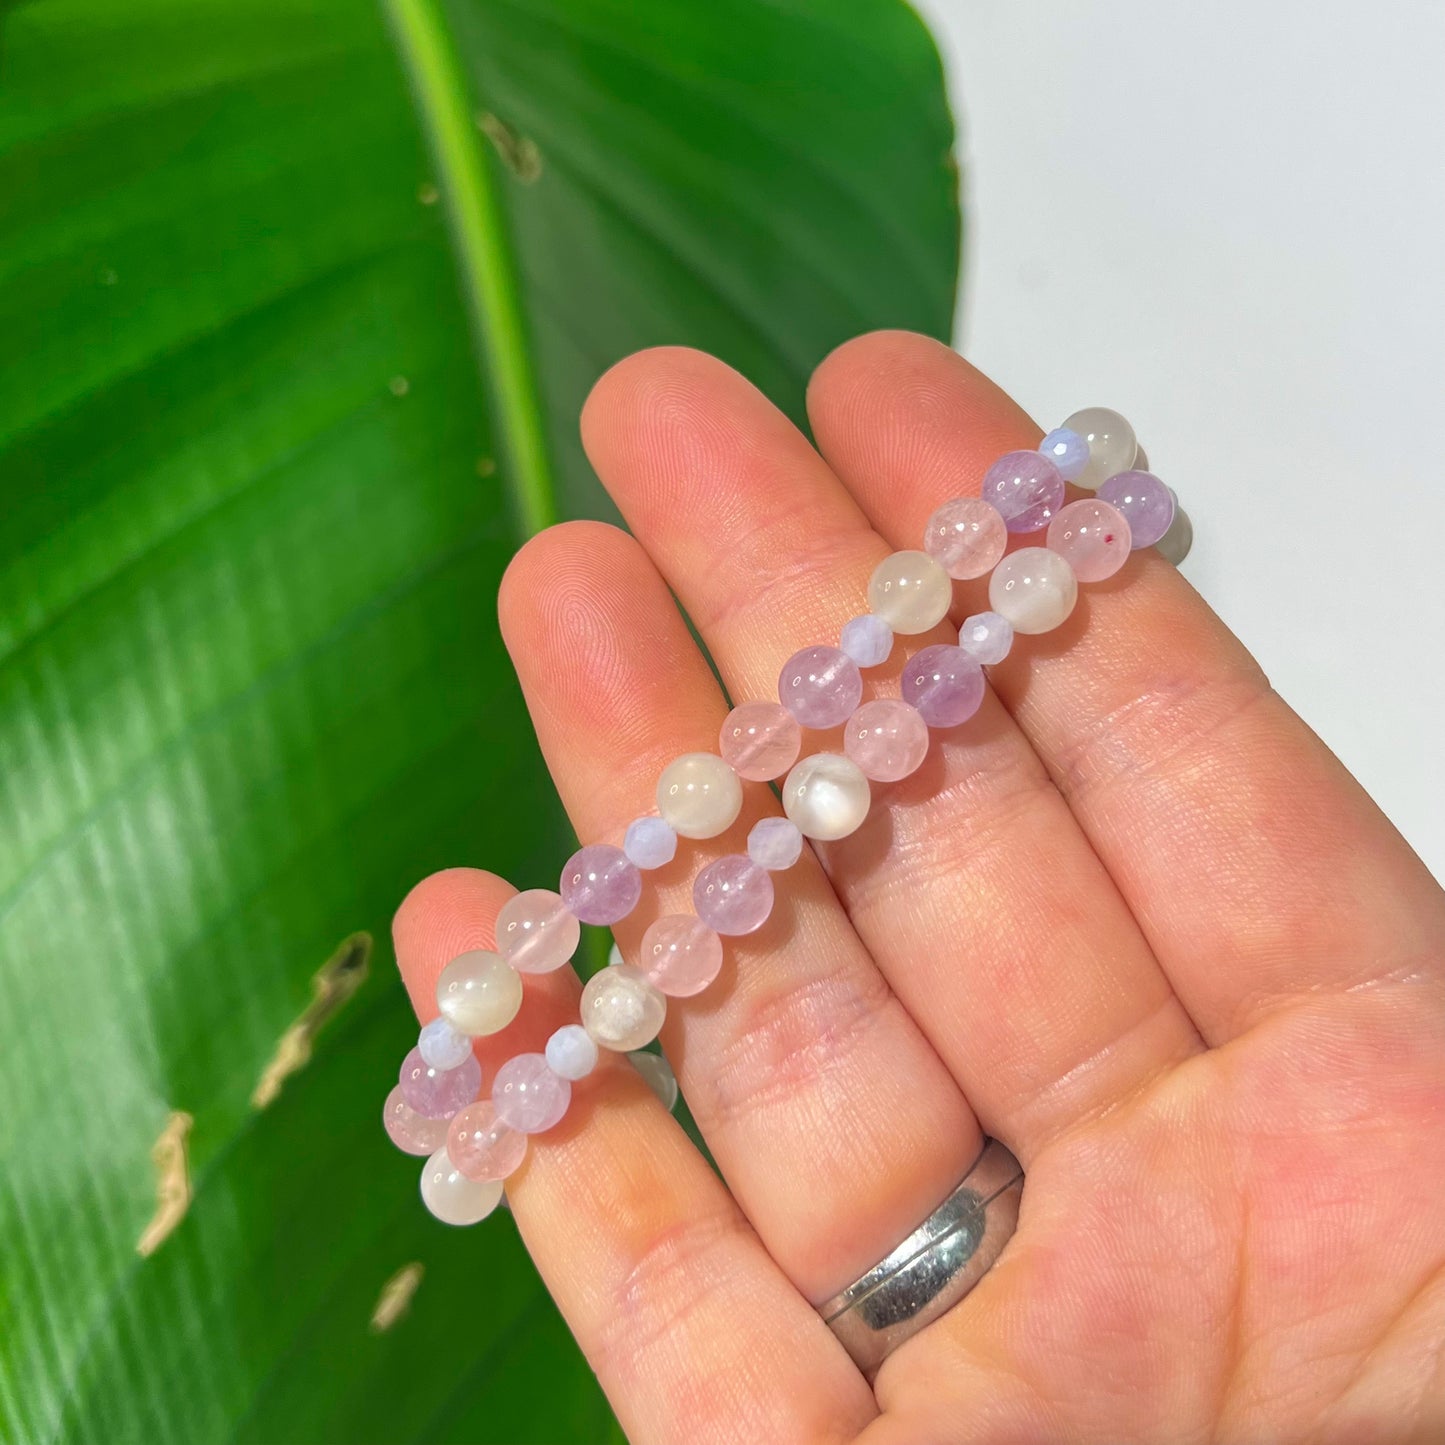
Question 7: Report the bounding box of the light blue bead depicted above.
[1039,427,1089,483]
[747,816,804,870]
[417,1016,473,1071]
[545,1024,599,1081]
[623,814,678,870]
[839,613,893,668]
[957,611,1014,665]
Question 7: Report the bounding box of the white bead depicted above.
[781,752,871,841]
[435,950,523,1037]
[629,1051,679,1111]
[988,547,1078,634]
[1062,407,1138,491]
[581,965,667,1052]
[1156,505,1193,565]
[656,752,743,839]
[420,1146,504,1225]
[417,1016,473,1071]
[866,550,953,634]
[545,1024,599,1081]
[607,940,625,969]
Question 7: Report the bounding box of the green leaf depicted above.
[0,0,958,1439]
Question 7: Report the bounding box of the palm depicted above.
[394,332,1445,1444]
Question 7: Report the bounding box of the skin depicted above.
[394,332,1445,1444]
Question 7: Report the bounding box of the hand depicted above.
[394,333,1445,1444]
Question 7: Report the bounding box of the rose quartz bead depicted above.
[398,1046,482,1120]
[559,844,641,925]
[718,701,801,781]
[778,646,862,729]
[383,1085,449,1155]
[924,497,1007,579]
[492,1053,571,1134]
[983,451,1065,533]
[447,1100,528,1180]
[1046,499,1132,582]
[639,914,724,997]
[495,888,580,974]
[693,854,775,936]
[844,699,930,782]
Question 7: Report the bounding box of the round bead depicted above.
[1061,407,1138,491]
[639,914,724,997]
[447,1100,528,1180]
[630,1051,679,1111]
[901,645,985,728]
[417,1016,473,1072]
[1156,505,1193,566]
[747,816,804,871]
[435,950,523,1037]
[420,1146,504,1226]
[1097,470,1175,548]
[559,844,641,925]
[781,752,871,841]
[495,888,579,974]
[988,547,1078,634]
[844,699,930,782]
[839,613,894,668]
[623,815,678,870]
[398,1046,482,1120]
[607,940,625,969]
[693,855,775,936]
[580,965,666,1052]
[778,646,862,730]
[982,450,1065,533]
[923,497,1007,580]
[492,1053,571,1134]
[656,752,743,840]
[866,550,953,634]
[545,1024,599,1081]
[1039,426,1089,482]
[383,1084,449,1156]
[1046,499,1132,581]
[957,611,1014,666]
[719,701,802,782]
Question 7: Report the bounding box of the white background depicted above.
[920,0,1445,880]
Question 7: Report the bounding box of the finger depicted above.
[579,347,1199,1158]
[498,520,981,1300]
[807,330,1445,1042]
[393,868,876,1445]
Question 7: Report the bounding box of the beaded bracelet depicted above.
[382,408,1191,1225]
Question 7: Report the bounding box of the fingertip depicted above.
[392,866,516,1016]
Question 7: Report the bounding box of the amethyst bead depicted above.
[560,844,641,925]
[957,611,1014,665]
[693,854,775,936]
[1097,470,1175,548]
[778,645,862,729]
[1039,427,1089,482]
[982,450,1065,533]
[839,613,894,668]
[492,1053,571,1134]
[398,1046,482,1121]
[901,645,985,728]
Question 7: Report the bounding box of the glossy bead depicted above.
[656,752,743,839]
[545,1024,599,1081]
[447,1100,528,1180]
[398,1046,482,1120]
[1062,407,1138,491]
[1046,499,1132,581]
[639,914,723,997]
[623,815,678,870]
[417,1016,473,1072]
[559,844,641,925]
[867,550,953,634]
[747,816,803,870]
[1039,426,1089,482]
[496,888,579,974]
[844,699,930,781]
[383,1085,449,1156]
[420,1146,504,1226]
[901,645,984,728]
[839,613,894,668]
[957,611,1014,666]
[581,965,666,1052]
[983,450,1065,533]
[1097,470,1175,548]
[693,855,775,935]
[1156,505,1193,565]
[630,1051,679,1111]
[436,950,523,1037]
[782,752,871,840]
[988,547,1078,634]
[924,497,1007,579]
[719,701,802,781]
[492,1053,571,1134]
[778,646,862,729]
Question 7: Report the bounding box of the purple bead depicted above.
[901,644,985,728]
[982,450,1065,533]
[398,1046,482,1120]
[623,815,678,870]
[693,854,775,936]
[1097,470,1175,548]
[778,645,862,729]
[560,844,642,925]
[491,1053,571,1134]
[1039,427,1089,482]
[839,613,893,668]
[957,611,1014,665]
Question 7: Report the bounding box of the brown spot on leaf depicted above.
[477,113,543,183]
[475,456,497,477]
[136,1110,193,1257]
[370,1261,425,1333]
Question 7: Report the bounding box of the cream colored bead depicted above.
[420,1147,505,1226]
[867,550,953,634]
[1062,407,1138,491]
[435,950,523,1037]
[782,752,871,841]
[988,547,1078,634]
[580,965,666,1052]
[656,752,743,839]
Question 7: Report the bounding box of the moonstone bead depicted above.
[656,752,743,839]
[867,550,953,634]
[1097,470,1175,548]
[545,1024,599,1081]
[1039,426,1089,482]
[639,913,723,996]
[623,815,678,870]
[901,644,985,727]
[1156,505,1193,565]
[778,646,862,729]
[924,497,1007,579]
[559,844,641,925]
[492,1053,571,1134]
[839,613,894,668]
[782,752,871,840]
[719,701,801,781]
[1046,499,1132,581]
[580,965,666,1052]
[844,699,930,781]
[747,816,803,870]
[447,1100,528,1180]
[693,854,775,935]
[1062,407,1138,491]
[420,1146,504,1226]
[417,1016,473,1071]
[399,1046,482,1120]
[983,450,1065,533]
[436,950,523,1037]
[630,1051,679,1111]
[383,1085,449,1155]
[607,940,625,969]
[988,547,1078,634]
[496,888,579,974]
[957,611,1014,665]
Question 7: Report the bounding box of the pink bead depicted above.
[496,888,580,973]
[719,701,802,781]
[844,699,930,782]
[923,497,1008,579]
[492,1053,571,1134]
[693,854,774,936]
[447,1100,528,1180]
[640,914,724,997]
[560,844,641,925]
[383,1084,449,1155]
[1046,499,1132,582]
[398,1046,482,1120]
[778,645,862,729]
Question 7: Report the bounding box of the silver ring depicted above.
[819,1138,1023,1374]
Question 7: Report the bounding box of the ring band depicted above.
[820,1138,1023,1373]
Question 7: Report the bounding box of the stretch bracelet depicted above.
[383,408,1192,1225]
